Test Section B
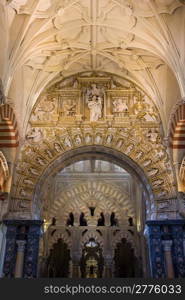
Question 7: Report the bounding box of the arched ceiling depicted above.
[1,0,185,136]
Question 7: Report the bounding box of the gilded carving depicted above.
[26,128,43,144]
[28,167,40,176]
[113,98,129,114]
[53,142,63,153]
[11,74,177,221]
[59,98,77,118]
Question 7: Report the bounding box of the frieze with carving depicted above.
[10,74,177,220]
[30,74,159,125]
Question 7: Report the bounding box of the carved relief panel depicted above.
[30,73,159,126]
[57,90,80,121]
[11,72,178,221]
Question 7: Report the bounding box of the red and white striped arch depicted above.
[169,102,185,149]
[0,104,19,148]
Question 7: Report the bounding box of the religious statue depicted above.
[74,135,82,145]
[26,128,43,143]
[36,157,46,166]
[106,134,113,144]
[125,144,134,155]
[95,135,102,144]
[147,168,159,177]
[23,178,34,186]
[116,139,124,148]
[110,80,117,89]
[45,149,54,159]
[135,151,143,160]
[132,96,147,119]
[87,95,103,122]
[142,159,152,167]
[29,167,39,176]
[34,96,56,121]
[85,84,104,122]
[146,128,159,143]
[62,100,76,117]
[73,79,78,88]
[64,136,72,148]
[54,143,62,153]
[85,134,92,144]
[113,98,128,113]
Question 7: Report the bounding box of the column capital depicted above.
[16,240,26,252]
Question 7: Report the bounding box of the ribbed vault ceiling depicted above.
[1,0,185,135]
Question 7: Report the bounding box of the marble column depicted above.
[71,231,81,278]
[162,240,174,279]
[3,220,43,278]
[73,213,80,227]
[68,260,73,278]
[104,256,113,278]
[14,240,26,278]
[147,220,185,278]
[104,213,110,226]
[72,260,81,278]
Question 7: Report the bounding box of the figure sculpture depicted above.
[85,84,104,122]
[113,99,128,113]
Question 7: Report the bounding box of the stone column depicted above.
[146,221,166,278]
[104,213,110,226]
[147,220,185,278]
[14,240,26,278]
[162,240,174,278]
[71,228,81,278]
[171,223,185,277]
[3,222,17,278]
[104,256,113,278]
[3,220,43,278]
[68,260,73,278]
[140,234,149,278]
[72,260,81,278]
[23,221,43,278]
[74,213,80,226]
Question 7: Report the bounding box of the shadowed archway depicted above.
[33,145,155,220]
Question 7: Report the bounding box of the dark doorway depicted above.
[114,238,142,277]
[44,239,70,277]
